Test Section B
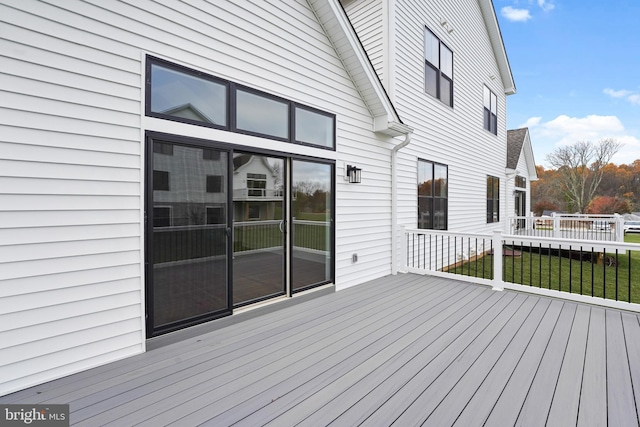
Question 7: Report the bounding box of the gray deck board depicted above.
[1,273,639,426]
[577,307,607,427]
[606,310,639,427]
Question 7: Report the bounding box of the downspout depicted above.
[391,131,412,274]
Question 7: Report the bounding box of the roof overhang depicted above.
[477,0,516,95]
[521,130,538,181]
[308,0,412,136]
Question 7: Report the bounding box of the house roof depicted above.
[507,127,538,180]
[477,0,516,95]
[308,0,412,136]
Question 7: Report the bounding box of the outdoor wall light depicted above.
[346,165,362,184]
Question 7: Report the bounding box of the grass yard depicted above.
[455,234,640,303]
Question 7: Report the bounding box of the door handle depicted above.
[279,220,286,233]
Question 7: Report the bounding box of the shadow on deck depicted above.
[2,274,639,426]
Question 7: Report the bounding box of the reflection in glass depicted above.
[295,107,334,148]
[292,160,332,291]
[232,153,285,305]
[236,90,289,139]
[151,143,228,328]
[150,64,226,125]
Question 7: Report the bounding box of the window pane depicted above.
[418,197,432,229]
[434,164,447,197]
[483,86,490,109]
[150,64,226,125]
[484,108,491,131]
[424,29,439,66]
[433,198,447,230]
[425,65,438,98]
[295,107,334,148]
[440,45,453,77]
[236,90,289,139]
[491,92,497,114]
[490,114,497,135]
[418,160,433,196]
[440,76,452,107]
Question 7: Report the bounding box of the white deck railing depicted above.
[401,226,640,312]
[508,213,624,242]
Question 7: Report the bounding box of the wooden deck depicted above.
[2,274,640,426]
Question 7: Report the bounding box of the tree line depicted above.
[532,139,640,215]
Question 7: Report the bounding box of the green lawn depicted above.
[455,234,640,303]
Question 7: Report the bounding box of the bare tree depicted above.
[545,138,621,213]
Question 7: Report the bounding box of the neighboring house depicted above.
[506,127,538,228]
[0,0,519,396]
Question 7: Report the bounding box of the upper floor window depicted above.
[146,56,336,150]
[515,176,526,188]
[483,86,497,135]
[424,28,453,107]
[487,175,500,223]
[418,159,448,230]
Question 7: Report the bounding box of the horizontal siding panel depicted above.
[1,332,142,385]
[0,126,141,155]
[0,305,141,351]
[0,91,140,128]
[0,289,141,332]
[0,108,140,141]
[0,237,140,264]
[0,56,140,102]
[0,250,141,281]
[0,195,139,211]
[0,210,140,229]
[0,177,139,196]
[0,160,140,182]
[0,224,140,247]
[0,279,140,317]
[0,72,140,115]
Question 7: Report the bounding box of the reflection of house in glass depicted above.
[153,143,226,227]
[232,154,283,222]
[160,103,217,124]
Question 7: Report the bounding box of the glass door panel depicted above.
[291,160,332,291]
[232,153,285,305]
[150,142,229,333]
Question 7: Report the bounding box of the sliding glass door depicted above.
[148,141,230,335]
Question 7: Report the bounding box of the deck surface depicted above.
[2,274,639,426]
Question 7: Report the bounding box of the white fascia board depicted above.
[478,0,516,95]
[522,131,539,180]
[309,0,409,135]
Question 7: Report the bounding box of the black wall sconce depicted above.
[346,164,362,183]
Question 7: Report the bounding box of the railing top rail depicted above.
[403,228,492,240]
[503,233,640,251]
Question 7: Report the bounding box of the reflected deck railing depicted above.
[402,227,640,310]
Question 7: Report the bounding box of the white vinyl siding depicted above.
[389,0,509,234]
[0,0,395,395]
[342,0,386,83]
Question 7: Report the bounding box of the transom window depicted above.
[424,28,453,107]
[483,86,498,135]
[487,175,500,223]
[418,160,448,230]
[515,176,526,188]
[146,56,336,150]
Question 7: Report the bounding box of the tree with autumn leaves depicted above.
[533,139,640,215]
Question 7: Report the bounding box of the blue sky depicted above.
[495,0,640,167]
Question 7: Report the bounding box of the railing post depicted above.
[614,213,624,242]
[399,226,407,273]
[492,230,503,291]
[553,213,561,239]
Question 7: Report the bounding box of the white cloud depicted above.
[520,116,542,128]
[604,88,632,98]
[501,6,532,22]
[526,114,640,165]
[537,0,555,12]
[604,88,640,105]
[628,94,640,105]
